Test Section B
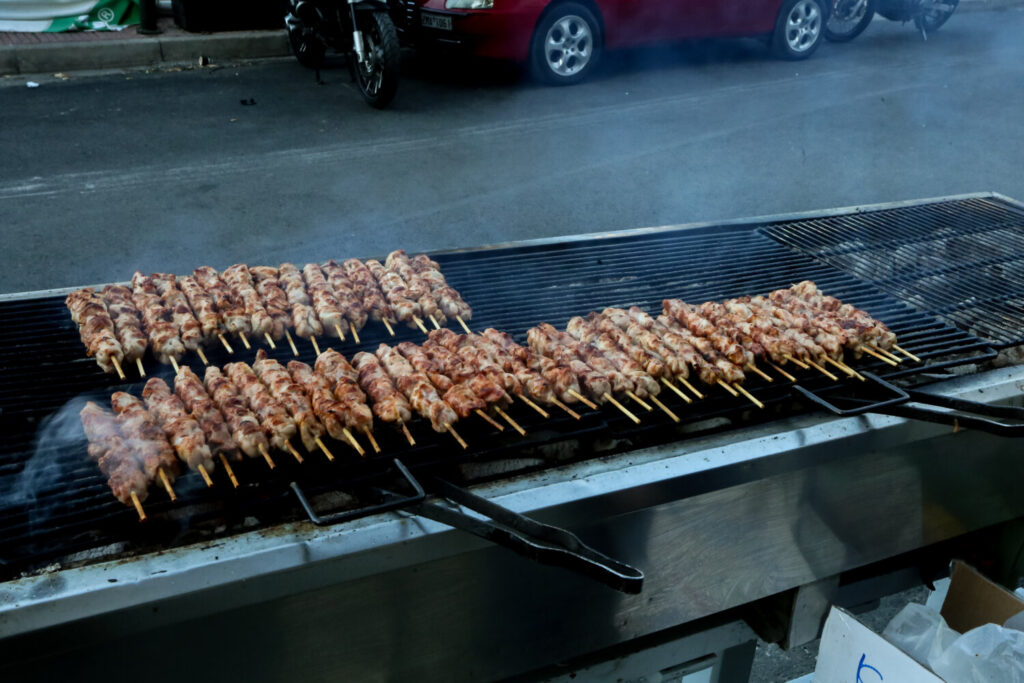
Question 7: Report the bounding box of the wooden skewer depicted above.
[264,333,277,350]
[869,344,902,363]
[341,429,365,457]
[603,393,641,424]
[824,356,863,381]
[661,377,693,404]
[447,424,468,450]
[198,464,213,487]
[111,356,126,381]
[495,406,526,436]
[218,333,235,354]
[315,436,335,462]
[551,397,581,420]
[315,436,336,461]
[805,358,840,381]
[383,318,395,337]
[400,421,415,446]
[219,454,239,488]
[285,440,304,463]
[568,389,599,411]
[135,357,146,378]
[258,442,276,469]
[310,335,321,357]
[169,356,180,374]
[746,363,773,382]
[892,344,921,363]
[130,491,146,521]
[475,409,504,431]
[239,331,251,350]
[412,316,429,334]
[363,428,381,454]
[158,467,176,501]
[678,377,704,399]
[285,330,299,357]
[196,347,209,366]
[732,383,765,409]
[717,379,739,397]
[650,395,680,423]
[625,390,653,412]
[456,315,471,334]
[768,361,797,382]
[860,345,899,366]
[428,314,441,330]
[334,323,346,342]
[783,354,810,370]
[349,322,361,344]
[517,393,550,418]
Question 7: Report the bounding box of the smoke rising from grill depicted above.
[4,395,92,525]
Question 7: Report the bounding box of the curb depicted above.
[0,29,289,76]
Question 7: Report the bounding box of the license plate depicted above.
[421,13,453,30]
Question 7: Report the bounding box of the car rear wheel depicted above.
[772,0,825,59]
[530,2,602,86]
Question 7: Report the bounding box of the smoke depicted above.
[3,394,96,528]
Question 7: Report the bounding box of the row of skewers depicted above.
[65,250,474,380]
[78,280,920,521]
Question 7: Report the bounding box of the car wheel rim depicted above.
[544,14,593,78]
[786,0,821,51]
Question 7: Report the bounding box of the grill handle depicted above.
[413,478,644,595]
[874,389,1024,437]
[793,372,1024,436]
[290,457,425,525]
[791,371,910,416]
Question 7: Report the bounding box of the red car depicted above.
[401,0,826,83]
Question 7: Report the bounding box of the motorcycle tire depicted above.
[824,0,875,41]
[353,11,400,109]
[914,0,958,33]
[284,0,327,69]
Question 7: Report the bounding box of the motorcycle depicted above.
[824,0,959,42]
[284,0,400,109]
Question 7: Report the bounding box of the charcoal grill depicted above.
[3,193,1024,682]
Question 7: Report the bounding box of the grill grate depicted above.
[0,207,995,577]
[758,196,1024,347]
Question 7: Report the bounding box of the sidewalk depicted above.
[0,16,288,76]
[2,0,1022,77]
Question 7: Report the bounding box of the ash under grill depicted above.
[0,198,1002,578]
[759,196,1024,347]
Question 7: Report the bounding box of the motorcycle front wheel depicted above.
[353,11,400,109]
[284,0,327,69]
[914,0,958,33]
[824,0,874,41]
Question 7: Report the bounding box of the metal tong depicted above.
[291,459,644,594]
[793,371,1024,436]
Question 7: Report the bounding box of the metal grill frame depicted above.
[0,193,1012,578]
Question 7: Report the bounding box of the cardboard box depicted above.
[813,561,1024,682]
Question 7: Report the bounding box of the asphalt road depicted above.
[1,8,1023,295]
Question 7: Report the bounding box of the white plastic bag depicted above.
[883,602,960,667]
[929,623,1024,683]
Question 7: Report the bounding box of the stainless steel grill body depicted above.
[2,365,1023,682]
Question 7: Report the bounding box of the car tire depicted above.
[771,0,825,60]
[529,2,602,86]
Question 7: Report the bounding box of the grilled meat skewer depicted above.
[80,401,150,508]
[66,288,125,376]
[204,366,271,460]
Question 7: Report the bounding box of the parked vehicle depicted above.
[285,0,401,108]
[824,0,958,41]
[395,0,828,85]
